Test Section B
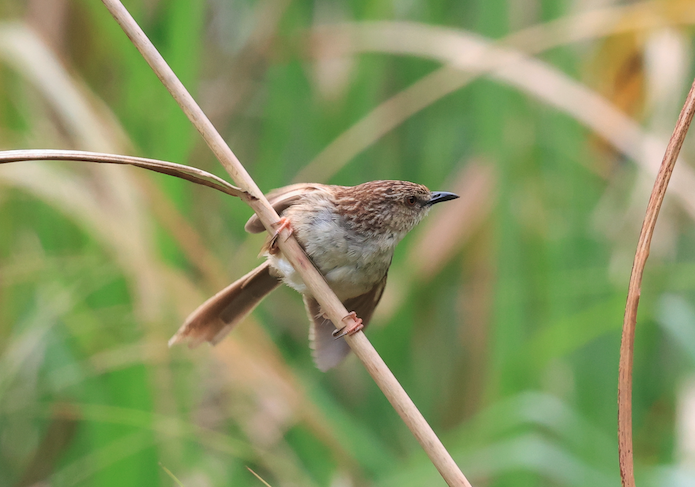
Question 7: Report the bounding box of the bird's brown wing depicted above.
[244,183,330,233]
[304,274,388,371]
[169,262,281,348]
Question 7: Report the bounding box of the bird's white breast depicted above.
[266,195,400,301]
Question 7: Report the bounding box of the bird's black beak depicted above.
[427,191,459,206]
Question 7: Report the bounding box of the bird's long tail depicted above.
[169,261,281,348]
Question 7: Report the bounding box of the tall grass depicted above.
[1,0,695,485]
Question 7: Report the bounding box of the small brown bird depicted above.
[169,180,459,370]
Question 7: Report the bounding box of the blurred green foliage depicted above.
[1,0,695,485]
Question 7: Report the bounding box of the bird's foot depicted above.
[270,217,293,251]
[333,312,364,339]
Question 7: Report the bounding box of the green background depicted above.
[1,0,695,485]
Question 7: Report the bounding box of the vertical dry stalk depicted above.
[618,77,695,487]
[100,0,471,485]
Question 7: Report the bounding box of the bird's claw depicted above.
[333,312,364,339]
[270,217,293,251]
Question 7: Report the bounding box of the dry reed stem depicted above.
[100,1,470,485]
[618,77,695,487]
[0,149,245,197]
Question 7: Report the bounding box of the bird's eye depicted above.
[405,195,418,206]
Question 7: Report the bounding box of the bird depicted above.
[169,180,459,370]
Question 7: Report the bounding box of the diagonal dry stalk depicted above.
[618,77,695,487]
[100,0,471,485]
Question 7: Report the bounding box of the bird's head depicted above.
[335,180,459,238]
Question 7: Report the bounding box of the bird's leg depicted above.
[332,312,364,339]
[269,217,293,251]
